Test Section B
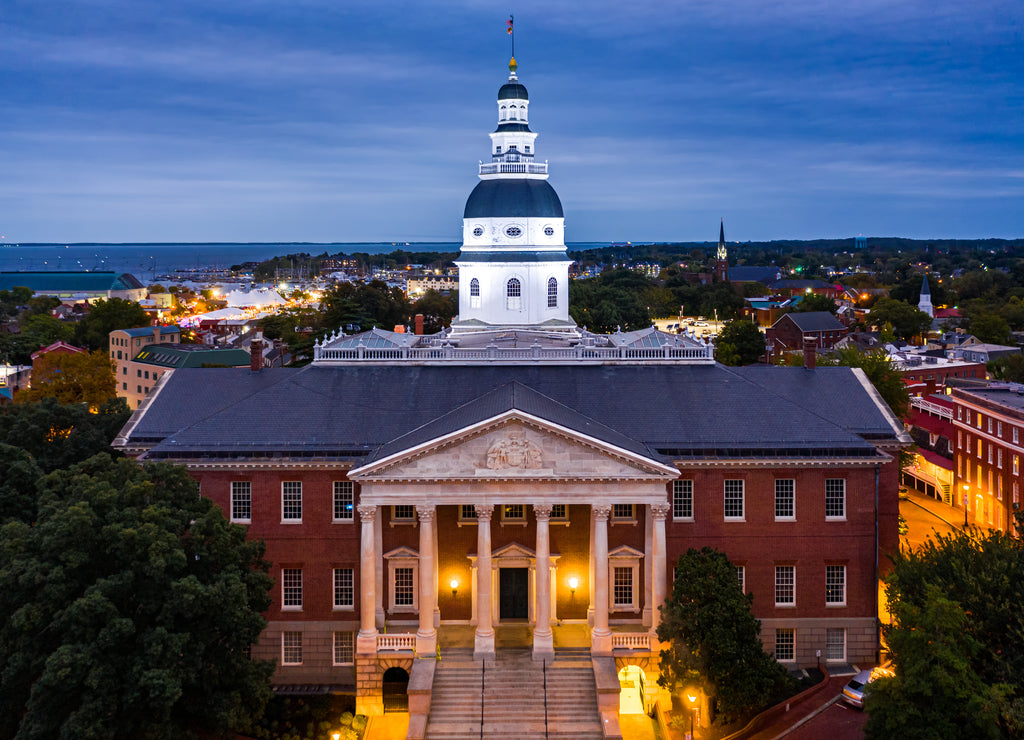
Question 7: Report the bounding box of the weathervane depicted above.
[507,14,514,59]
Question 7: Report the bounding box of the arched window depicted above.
[509,105,517,120]
[470,278,481,309]
[500,105,507,121]
[506,278,521,311]
[547,277,558,308]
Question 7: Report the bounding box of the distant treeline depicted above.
[234,250,459,281]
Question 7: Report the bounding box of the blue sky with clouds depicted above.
[2,0,1022,243]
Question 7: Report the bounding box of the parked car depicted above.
[841,666,894,708]
[694,321,709,327]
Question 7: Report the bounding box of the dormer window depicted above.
[495,146,501,154]
[524,146,530,153]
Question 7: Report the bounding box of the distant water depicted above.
[0,242,615,280]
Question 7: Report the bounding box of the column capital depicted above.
[474,503,494,521]
[416,504,436,522]
[650,502,672,520]
[357,504,376,523]
[592,504,612,522]
[533,503,553,521]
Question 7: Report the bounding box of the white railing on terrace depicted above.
[612,633,653,651]
[377,633,416,651]
[911,397,953,419]
[314,342,714,365]
[479,161,549,175]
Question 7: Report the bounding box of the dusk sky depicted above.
[2,0,1022,244]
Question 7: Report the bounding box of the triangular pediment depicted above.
[383,546,419,559]
[493,542,535,560]
[609,545,645,559]
[350,411,677,482]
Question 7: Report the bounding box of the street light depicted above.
[963,484,970,528]
[685,687,699,740]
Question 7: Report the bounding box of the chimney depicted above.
[153,325,161,345]
[415,313,424,335]
[803,335,817,369]
[250,330,264,372]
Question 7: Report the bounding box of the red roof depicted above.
[31,341,87,361]
[916,447,954,470]
[907,408,954,436]
[934,308,961,318]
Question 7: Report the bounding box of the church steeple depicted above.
[715,218,729,282]
[918,274,934,318]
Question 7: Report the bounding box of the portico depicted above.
[347,408,678,668]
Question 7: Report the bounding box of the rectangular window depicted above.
[775,628,795,661]
[392,505,415,522]
[137,385,142,393]
[997,420,1003,437]
[1014,427,1020,444]
[736,565,745,593]
[775,479,795,520]
[612,503,635,521]
[988,417,993,433]
[230,481,252,522]
[958,430,962,449]
[502,504,525,522]
[1015,456,1020,476]
[282,632,302,665]
[988,445,993,464]
[673,480,693,520]
[826,565,846,605]
[333,631,354,665]
[459,504,477,522]
[333,481,354,521]
[825,628,846,661]
[957,406,962,420]
[137,369,142,377]
[825,479,846,519]
[775,565,795,606]
[613,566,633,608]
[282,482,302,521]
[282,568,302,609]
[550,503,568,521]
[998,449,1003,469]
[394,567,415,607]
[978,439,982,457]
[334,568,354,609]
[724,480,744,520]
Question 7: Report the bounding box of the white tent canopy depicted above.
[222,289,287,308]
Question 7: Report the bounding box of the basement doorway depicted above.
[382,667,409,713]
[618,664,647,715]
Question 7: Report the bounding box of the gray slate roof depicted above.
[775,311,846,332]
[126,364,898,462]
[463,179,563,219]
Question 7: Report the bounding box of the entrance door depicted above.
[499,567,529,620]
[382,667,409,713]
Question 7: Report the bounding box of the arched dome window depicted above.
[547,278,558,308]
[500,105,507,121]
[509,105,517,120]
[506,278,522,311]
[470,277,481,309]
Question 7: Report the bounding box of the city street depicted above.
[784,698,869,739]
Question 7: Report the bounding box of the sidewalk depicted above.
[745,674,853,740]
[902,489,960,530]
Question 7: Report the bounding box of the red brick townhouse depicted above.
[951,384,1024,532]
[766,311,849,361]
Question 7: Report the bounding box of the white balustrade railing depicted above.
[314,342,714,365]
[377,633,416,651]
[911,397,953,419]
[479,162,549,175]
[611,633,653,651]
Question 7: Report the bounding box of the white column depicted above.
[356,505,379,654]
[533,504,554,660]
[650,502,671,638]
[643,509,654,627]
[374,509,384,628]
[591,504,613,655]
[474,504,495,659]
[587,510,596,626]
[416,505,437,657]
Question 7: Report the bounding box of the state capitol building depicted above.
[115,54,908,736]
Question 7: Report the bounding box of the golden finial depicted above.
[509,57,517,74]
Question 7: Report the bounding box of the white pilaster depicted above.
[474,504,495,659]
[650,502,671,638]
[643,508,654,627]
[533,504,554,660]
[374,508,384,628]
[356,505,379,654]
[592,504,613,655]
[416,505,437,657]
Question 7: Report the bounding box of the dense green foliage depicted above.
[73,297,150,350]
[0,397,130,474]
[0,455,274,740]
[657,547,795,724]
[988,354,1024,383]
[715,320,765,365]
[791,292,837,313]
[16,350,117,408]
[864,297,933,341]
[865,514,1024,739]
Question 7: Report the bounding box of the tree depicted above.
[988,354,1024,383]
[821,346,910,417]
[970,313,1011,345]
[657,547,794,724]
[715,320,765,366]
[16,350,117,408]
[0,396,130,473]
[411,289,457,334]
[0,454,274,739]
[74,297,150,350]
[793,292,837,313]
[865,516,1024,738]
[865,298,933,341]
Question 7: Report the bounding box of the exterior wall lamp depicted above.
[450,578,459,598]
[568,576,579,597]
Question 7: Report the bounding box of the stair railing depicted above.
[479,659,485,740]
[543,659,549,739]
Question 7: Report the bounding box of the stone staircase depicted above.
[424,648,604,740]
